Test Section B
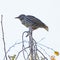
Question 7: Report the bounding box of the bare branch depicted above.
[3,42,23,60]
[38,43,54,51]
[37,49,48,60]
[15,46,29,60]
[1,15,7,60]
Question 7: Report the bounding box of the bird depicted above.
[15,14,48,31]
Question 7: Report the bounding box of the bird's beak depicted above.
[15,17,19,19]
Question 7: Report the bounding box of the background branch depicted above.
[1,15,7,60]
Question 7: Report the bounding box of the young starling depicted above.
[15,14,48,31]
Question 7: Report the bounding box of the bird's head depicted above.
[15,14,25,21]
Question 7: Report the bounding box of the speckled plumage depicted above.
[15,14,48,31]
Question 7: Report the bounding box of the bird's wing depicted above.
[27,15,46,27]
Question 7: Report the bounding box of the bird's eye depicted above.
[20,17,24,20]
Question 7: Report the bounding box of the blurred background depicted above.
[0,0,60,60]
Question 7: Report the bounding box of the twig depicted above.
[22,31,29,60]
[3,31,29,60]
[15,46,29,60]
[38,43,54,51]
[1,15,7,60]
[27,53,30,60]
[7,42,23,53]
[37,49,48,60]
[3,42,23,60]
[37,45,50,57]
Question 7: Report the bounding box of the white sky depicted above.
[0,0,60,60]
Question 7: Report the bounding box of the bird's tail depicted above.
[44,26,49,31]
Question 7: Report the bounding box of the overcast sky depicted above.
[0,0,60,60]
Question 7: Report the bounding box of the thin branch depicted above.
[22,31,29,60]
[27,53,30,60]
[3,41,28,60]
[15,46,29,60]
[7,42,22,53]
[38,43,54,51]
[3,31,29,60]
[37,49,48,60]
[37,45,50,57]
[1,15,7,60]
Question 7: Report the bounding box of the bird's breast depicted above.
[21,19,34,27]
